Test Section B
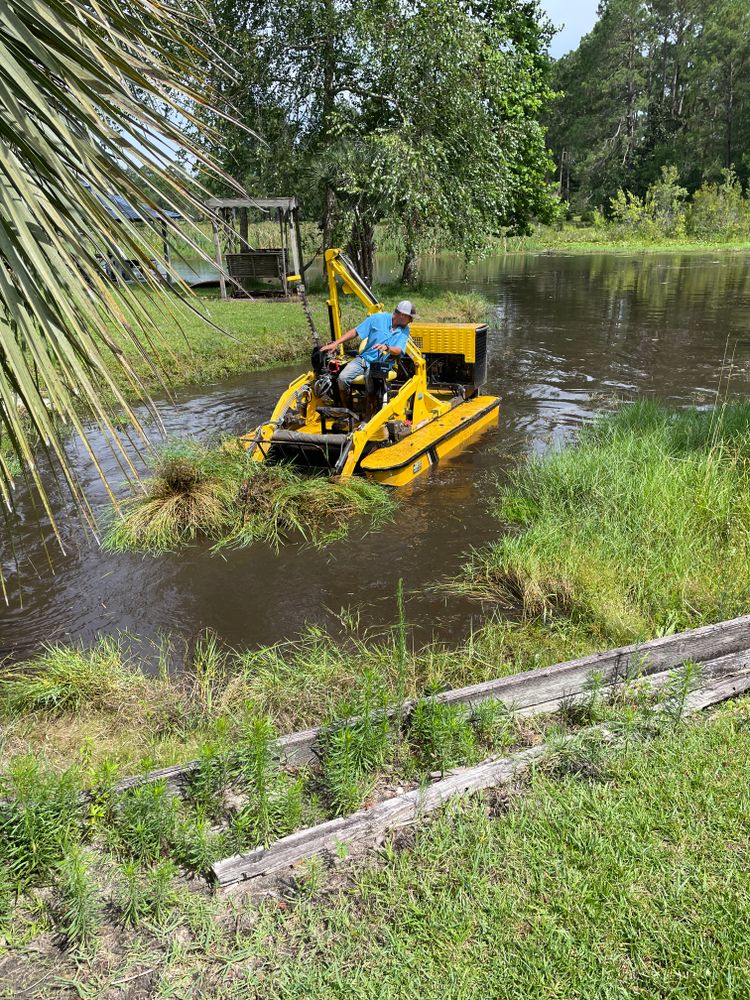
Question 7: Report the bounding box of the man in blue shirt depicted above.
[320,300,416,414]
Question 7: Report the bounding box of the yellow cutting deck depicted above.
[359,395,500,486]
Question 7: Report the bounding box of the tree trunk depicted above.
[322,186,337,254]
[726,63,735,168]
[400,244,419,286]
[347,216,375,286]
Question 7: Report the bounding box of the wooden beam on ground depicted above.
[111,615,750,795]
[212,741,552,888]
[211,665,750,889]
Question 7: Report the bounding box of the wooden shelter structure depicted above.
[100,192,183,283]
[205,196,304,300]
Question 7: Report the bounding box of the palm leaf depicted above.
[0,0,245,594]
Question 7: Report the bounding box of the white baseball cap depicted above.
[396,300,417,318]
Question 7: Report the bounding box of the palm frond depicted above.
[0,0,245,591]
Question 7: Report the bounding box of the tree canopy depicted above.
[195,0,558,281]
[547,0,750,211]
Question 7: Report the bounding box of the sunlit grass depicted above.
[103,439,396,554]
[450,401,750,655]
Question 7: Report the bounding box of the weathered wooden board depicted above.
[211,664,750,889]
[113,615,750,794]
[212,741,552,888]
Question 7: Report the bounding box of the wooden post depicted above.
[161,220,171,285]
[211,215,226,300]
[240,208,249,250]
[279,207,288,296]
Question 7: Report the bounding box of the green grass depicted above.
[102,283,493,398]
[505,223,750,255]
[450,401,750,661]
[236,704,750,999]
[103,438,396,554]
[3,700,749,996]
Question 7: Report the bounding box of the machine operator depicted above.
[320,300,417,412]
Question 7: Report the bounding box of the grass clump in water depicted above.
[103,438,395,554]
[452,401,750,649]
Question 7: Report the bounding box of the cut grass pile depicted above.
[103,439,396,553]
[451,401,750,656]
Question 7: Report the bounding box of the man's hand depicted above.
[373,343,387,353]
[320,341,337,353]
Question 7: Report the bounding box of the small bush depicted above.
[55,848,100,953]
[409,698,477,773]
[0,757,83,888]
[231,717,304,849]
[116,860,149,927]
[173,813,227,874]
[322,725,377,816]
[114,857,178,926]
[472,698,515,750]
[109,780,178,863]
[185,740,233,819]
[687,169,750,241]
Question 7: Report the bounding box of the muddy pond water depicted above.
[4,251,750,664]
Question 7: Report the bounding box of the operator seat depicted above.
[350,336,399,385]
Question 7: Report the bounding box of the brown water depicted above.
[4,251,750,664]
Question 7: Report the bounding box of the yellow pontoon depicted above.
[242,249,499,487]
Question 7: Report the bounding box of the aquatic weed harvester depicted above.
[242,249,499,487]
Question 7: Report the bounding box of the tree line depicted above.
[547,0,750,213]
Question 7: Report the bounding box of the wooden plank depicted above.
[212,741,552,887]
[434,615,750,716]
[211,665,750,889]
[111,617,750,794]
[205,197,297,211]
[683,670,750,714]
[112,648,750,797]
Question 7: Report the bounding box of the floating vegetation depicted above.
[103,439,396,554]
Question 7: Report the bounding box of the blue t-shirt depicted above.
[355,312,410,365]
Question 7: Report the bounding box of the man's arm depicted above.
[320,328,358,353]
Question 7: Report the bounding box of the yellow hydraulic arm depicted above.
[325,248,383,347]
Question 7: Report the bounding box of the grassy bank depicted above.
[450,401,750,663]
[102,284,492,398]
[220,703,750,999]
[0,616,724,994]
[2,675,747,996]
[505,223,750,254]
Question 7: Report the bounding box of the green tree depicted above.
[198,0,557,283]
[548,0,750,210]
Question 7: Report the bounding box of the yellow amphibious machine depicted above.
[241,248,500,487]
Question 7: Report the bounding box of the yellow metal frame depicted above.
[241,248,499,486]
[325,248,383,344]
